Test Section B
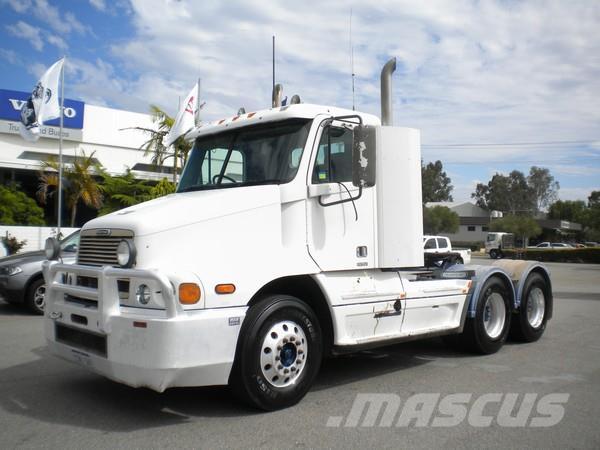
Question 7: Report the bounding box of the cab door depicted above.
[306,121,376,271]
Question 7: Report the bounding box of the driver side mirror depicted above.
[352,124,376,187]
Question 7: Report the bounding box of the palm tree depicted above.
[123,105,193,182]
[98,169,153,215]
[38,150,103,226]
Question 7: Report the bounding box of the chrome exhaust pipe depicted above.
[272,83,283,108]
[380,57,396,126]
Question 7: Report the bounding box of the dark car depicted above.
[0,230,79,314]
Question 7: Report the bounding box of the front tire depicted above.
[510,273,549,342]
[489,249,498,259]
[25,278,46,315]
[463,277,511,354]
[230,295,322,410]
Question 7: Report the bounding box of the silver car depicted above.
[0,231,79,314]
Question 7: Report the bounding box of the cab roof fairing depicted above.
[185,103,382,141]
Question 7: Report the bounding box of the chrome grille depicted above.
[77,229,134,266]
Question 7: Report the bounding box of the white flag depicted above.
[33,58,64,124]
[163,83,198,147]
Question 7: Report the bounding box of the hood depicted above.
[82,184,282,237]
[0,250,45,265]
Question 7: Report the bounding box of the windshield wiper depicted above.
[178,179,282,193]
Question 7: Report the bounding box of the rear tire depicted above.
[463,277,511,354]
[510,273,549,342]
[230,295,322,410]
[25,278,46,315]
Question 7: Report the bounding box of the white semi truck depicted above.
[42,58,552,410]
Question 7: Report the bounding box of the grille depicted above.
[55,323,107,357]
[77,229,134,266]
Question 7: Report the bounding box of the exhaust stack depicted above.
[272,83,283,108]
[380,57,397,126]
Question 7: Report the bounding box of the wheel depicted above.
[230,295,322,410]
[510,273,549,342]
[463,277,511,354]
[25,278,46,315]
[489,249,498,259]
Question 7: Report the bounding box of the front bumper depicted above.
[0,273,27,303]
[43,261,247,391]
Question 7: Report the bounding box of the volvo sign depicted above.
[0,88,84,141]
[0,88,84,129]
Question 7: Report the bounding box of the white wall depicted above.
[1,226,78,253]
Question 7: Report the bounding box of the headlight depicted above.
[1,266,22,276]
[136,284,151,305]
[116,240,136,268]
[45,237,61,260]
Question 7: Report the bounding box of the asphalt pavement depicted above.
[1,257,599,449]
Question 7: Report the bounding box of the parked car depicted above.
[422,235,471,264]
[0,230,79,314]
[529,242,574,249]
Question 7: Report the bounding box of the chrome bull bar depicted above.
[42,261,181,331]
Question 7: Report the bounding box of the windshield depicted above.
[60,230,80,252]
[178,119,312,193]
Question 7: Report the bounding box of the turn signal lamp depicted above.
[179,283,201,304]
[215,284,236,294]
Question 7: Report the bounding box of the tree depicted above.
[38,150,103,227]
[422,160,453,203]
[98,169,153,215]
[149,177,177,198]
[124,105,193,182]
[528,166,559,214]
[423,206,459,234]
[548,200,587,223]
[489,215,542,247]
[0,184,45,225]
[589,191,600,208]
[472,170,532,214]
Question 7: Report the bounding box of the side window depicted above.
[312,126,353,184]
[424,238,436,250]
[437,238,448,249]
[201,148,244,183]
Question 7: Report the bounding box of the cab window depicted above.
[312,126,353,184]
[436,238,448,249]
[424,238,437,250]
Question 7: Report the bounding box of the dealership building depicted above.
[0,88,167,225]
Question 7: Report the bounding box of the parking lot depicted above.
[1,257,599,449]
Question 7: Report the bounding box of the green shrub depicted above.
[2,235,27,255]
[503,248,600,264]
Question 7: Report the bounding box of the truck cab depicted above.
[42,58,552,410]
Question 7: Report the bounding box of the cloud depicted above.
[0,48,19,64]
[6,20,44,51]
[89,0,106,11]
[5,0,87,34]
[559,187,597,202]
[46,33,68,50]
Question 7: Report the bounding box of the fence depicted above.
[1,226,79,253]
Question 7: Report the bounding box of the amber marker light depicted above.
[462,280,473,294]
[215,284,236,295]
[179,283,201,304]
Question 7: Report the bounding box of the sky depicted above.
[1,0,599,203]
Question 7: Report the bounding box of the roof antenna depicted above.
[350,8,355,111]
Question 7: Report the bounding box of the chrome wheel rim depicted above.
[33,284,46,310]
[260,320,307,388]
[483,292,506,339]
[527,287,545,329]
